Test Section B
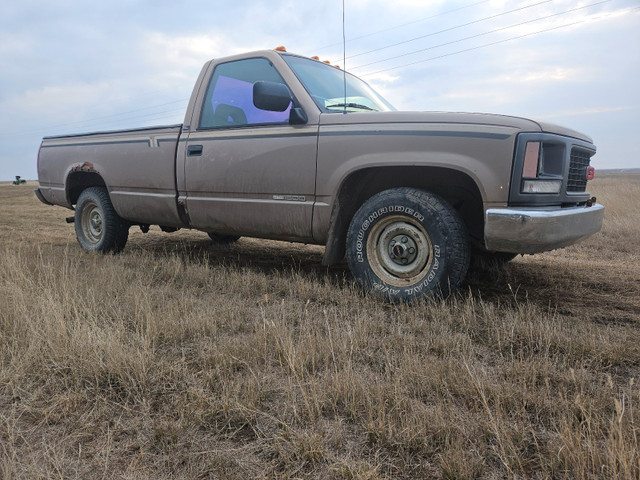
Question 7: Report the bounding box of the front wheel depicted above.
[346,188,470,302]
[74,187,129,253]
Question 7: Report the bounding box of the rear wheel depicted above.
[74,187,129,253]
[346,188,469,302]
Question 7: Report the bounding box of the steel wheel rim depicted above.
[81,201,103,244]
[366,215,433,286]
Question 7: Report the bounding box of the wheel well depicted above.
[66,171,107,206]
[323,166,484,265]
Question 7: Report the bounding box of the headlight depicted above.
[520,140,562,194]
[522,179,562,194]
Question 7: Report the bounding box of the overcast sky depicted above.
[1,0,638,181]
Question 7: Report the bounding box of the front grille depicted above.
[567,148,591,192]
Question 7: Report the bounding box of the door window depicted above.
[199,58,291,129]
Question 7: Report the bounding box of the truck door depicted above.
[181,57,318,241]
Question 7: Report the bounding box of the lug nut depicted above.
[408,247,415,254]
[402,258,409,264]
[401,236,408,243]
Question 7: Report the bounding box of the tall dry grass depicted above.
[0,174,639,479]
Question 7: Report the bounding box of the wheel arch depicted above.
[66,169,107,206]
[322,165,484,265]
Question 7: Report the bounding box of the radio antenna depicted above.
[342,0,347,114]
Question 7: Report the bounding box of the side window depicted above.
[199,58,291,129]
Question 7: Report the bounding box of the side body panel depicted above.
[181,126,318,240]
[38,125,185,227]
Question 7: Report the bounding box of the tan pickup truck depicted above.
[35,48,604,301]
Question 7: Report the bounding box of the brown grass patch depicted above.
[1,174,639,478]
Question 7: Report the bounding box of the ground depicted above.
[0,173,638,479]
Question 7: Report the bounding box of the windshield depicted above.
[282,54,395,113]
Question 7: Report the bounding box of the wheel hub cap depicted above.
[389,234,418,265]
[367,216,434,286]
[82,203,104,244]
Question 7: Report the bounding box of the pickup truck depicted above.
[35,48,604,302]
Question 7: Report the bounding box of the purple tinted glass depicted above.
[209,76,290,126]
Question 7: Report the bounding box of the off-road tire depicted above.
[346,188,470,302]
[74,187,129,253]
[207,232,241,244]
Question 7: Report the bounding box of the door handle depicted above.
[187,145,203,156]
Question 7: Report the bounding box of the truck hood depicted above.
[318,111,593,143]
[532,119,593,143]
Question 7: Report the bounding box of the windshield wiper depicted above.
[325,102,376,112]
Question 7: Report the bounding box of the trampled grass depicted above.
[1,173,639,479]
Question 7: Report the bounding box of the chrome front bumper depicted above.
[484,203,604,254]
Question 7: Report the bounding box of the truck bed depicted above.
[38,124,185,227]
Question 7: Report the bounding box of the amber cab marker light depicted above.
[274,46,287,52]
[311,56,320,60]
[522,141,540,178]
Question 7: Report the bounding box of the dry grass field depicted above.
[1,173,639,479]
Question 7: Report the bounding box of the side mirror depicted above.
[253,81,292,112]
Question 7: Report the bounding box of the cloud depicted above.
[536,105,640,120]
[9,83,116,119]
[142,32,230,70]
[1,0,639,180]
